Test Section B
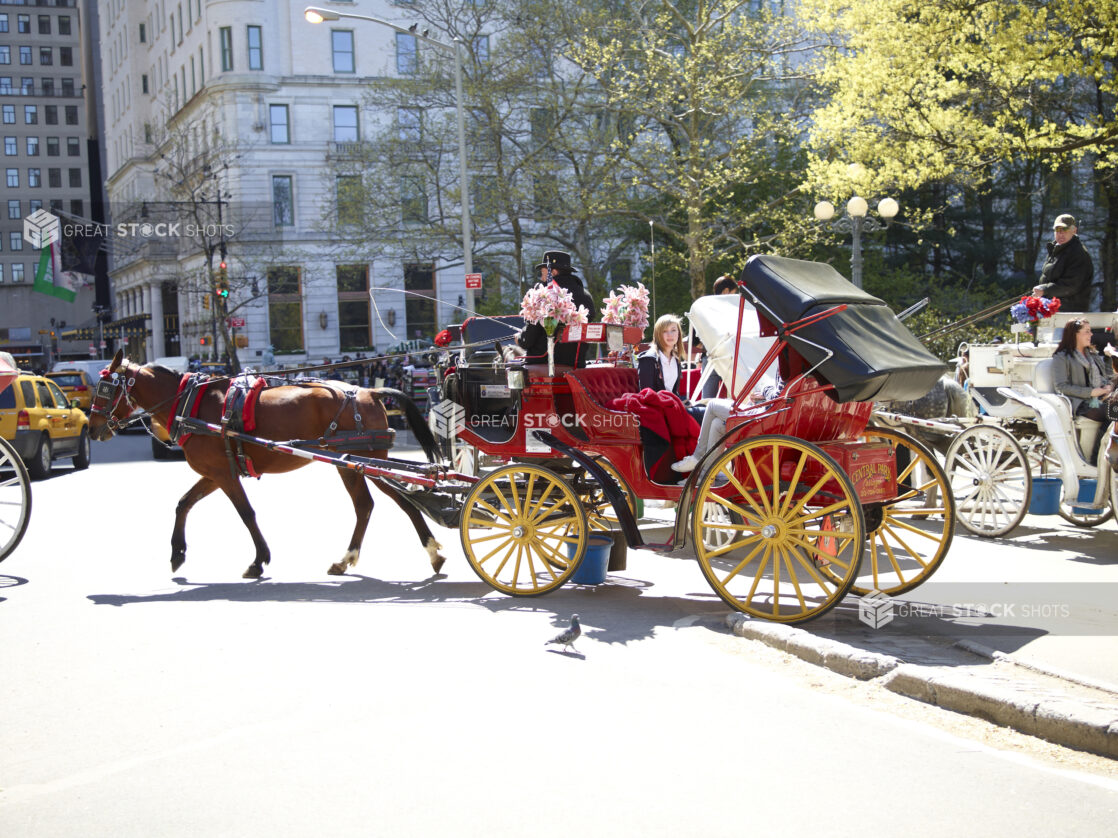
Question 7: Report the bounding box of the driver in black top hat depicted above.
[515,251,596,368]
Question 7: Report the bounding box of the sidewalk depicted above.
[726,595,1118,759]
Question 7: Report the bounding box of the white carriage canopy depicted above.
[686,294,778,401]
[739,255,946,403]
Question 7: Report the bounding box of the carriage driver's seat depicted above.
[1033,358,1101,461]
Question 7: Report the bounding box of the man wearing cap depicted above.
[1033,214,1095,311]
[515,251,596,368]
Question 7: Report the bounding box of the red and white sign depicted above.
[227,316,246,328]
[465,273,482,290]
[88,344,96,357]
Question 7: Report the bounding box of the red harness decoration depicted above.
[241,376,267,432]
[167,374,211,446]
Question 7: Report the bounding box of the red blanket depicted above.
[607,388,699,461]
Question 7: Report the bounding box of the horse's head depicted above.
[88,349,139,441]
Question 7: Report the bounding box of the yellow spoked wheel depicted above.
[692,435,865,624]
[851,428,955,596]
[579,458,637,533]
[460,464,588,596]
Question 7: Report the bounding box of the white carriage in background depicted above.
[876,312,1118,537]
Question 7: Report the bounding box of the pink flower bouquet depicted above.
[520,281,590,335]
[600,282,650,329]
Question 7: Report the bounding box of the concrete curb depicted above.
[725,613,1118,759]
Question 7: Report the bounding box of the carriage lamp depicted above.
[813,196,899,288]
[319,311,328,329]
[507,367,527,390]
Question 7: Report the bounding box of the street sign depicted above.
[88,344,95,357]
[465,273,482,290]
[228,316,246,328]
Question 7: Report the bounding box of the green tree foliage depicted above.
[573,0,816,300]
[800,0,1118,302]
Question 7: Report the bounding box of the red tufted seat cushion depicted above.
[568,367,639,409]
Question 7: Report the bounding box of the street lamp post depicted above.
[814,196,899,288]
[304,7,474,315]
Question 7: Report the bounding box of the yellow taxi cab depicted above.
[45,369,96,412]
[0,373,91,479]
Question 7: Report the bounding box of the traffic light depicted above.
[216,260,229,299]
[199,336,210,346]
[203,293,211,310]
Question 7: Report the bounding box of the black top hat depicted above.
[534,250,576,274]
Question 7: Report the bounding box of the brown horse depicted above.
[88,350,447,579]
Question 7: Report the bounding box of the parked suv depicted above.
[0,373,91,479]
[45,369,96,412]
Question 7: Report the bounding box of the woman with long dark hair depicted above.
[1052,317,1113,458]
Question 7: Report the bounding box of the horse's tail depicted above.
[373,387,439,463]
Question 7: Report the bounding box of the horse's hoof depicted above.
[327,562,348,576]
[243,565,263,579]
[430,553,446,574]
[170,554,185,572]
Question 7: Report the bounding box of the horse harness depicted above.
[166,373,396,479]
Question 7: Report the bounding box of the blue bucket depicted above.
[1072,479,1099,515]
[569,534,613,585]
[1029,476,1062,516]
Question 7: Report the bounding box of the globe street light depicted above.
[814,196,899,288]
[304,7,474,313]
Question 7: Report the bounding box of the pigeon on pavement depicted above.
[546,614,581,652]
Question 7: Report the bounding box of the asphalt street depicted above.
[1,432,1116,836]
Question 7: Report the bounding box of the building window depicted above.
[24,105,36,124]
[0,264,4,283]
[41,78,53,96]
[27,167,39,187]
[220,27,233,71]
[25,137,38,156]
[5,168,17,188]
[8,199,20,219]
[247,25,263,70]
[44,106,57,125]
[337,265,370,351]
[267,266,303,353]
[17,15,29,34]
[59,47,72,67]
[332,105,358,142]
[139,22,146,43]
[474,35,489,63]
[70,199,82,217]
[1,105,12,124]
[65,106,77,125]
[38,15,50,35]
[9,231,22,250]
[403,263,436,339]
[68,167,80,187]
[0,47,9,65]
[3,137,14,156]
[397,107,421,142]
[336,175,363,226]
[401,176,427,223]
[48,167,60,187]
[0,78,10,94]
[396,33,417,75]
[12,264,23,283]
[269,104,289,144]
[67,137,79,155]
[142,74,149,94]
[28,199,40,213]
[0,15,7,34]
[60,78,73,97]
[19,47,32,66]
[58,16,70,36]
[272,175,294,227]
[20,77,32,95]
[332,30,354,73]
[39,47,52,66]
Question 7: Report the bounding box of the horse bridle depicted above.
[89,362,141,433]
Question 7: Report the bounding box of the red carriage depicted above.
[433,254,955,622]
[86,255,955,624]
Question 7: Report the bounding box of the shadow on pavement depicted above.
[86,572,730,646]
